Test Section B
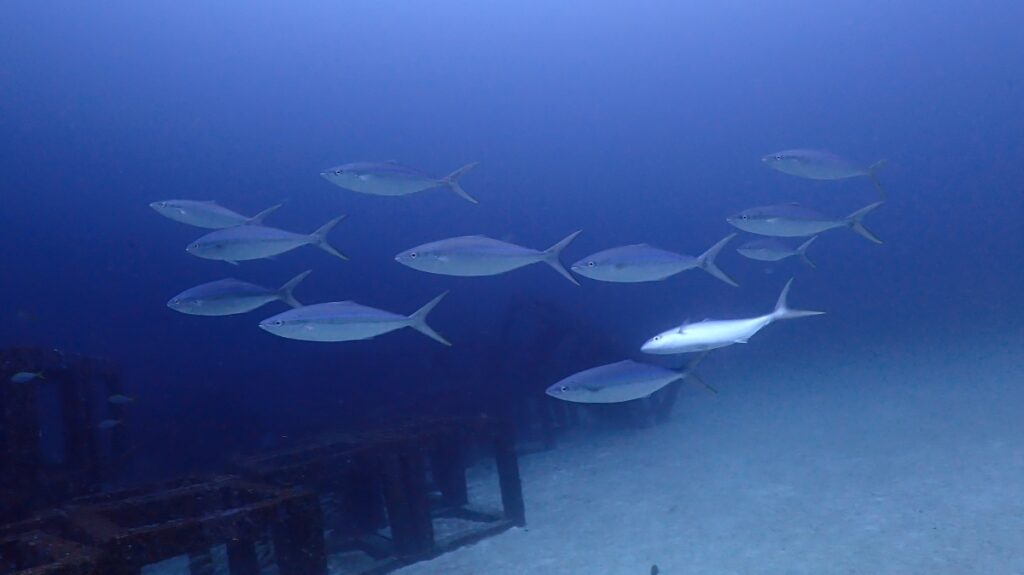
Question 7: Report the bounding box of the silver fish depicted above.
[168,270,311,316]
[395,231,582,285]
[149,200,282,229]
[187,216,348,264]
[259,292,450,346]
[641,278,823,355]
[107,394,135,404]
[761,149,887,198]
[545,355,714,404]
[571,234,738,286]
[9,371,44,384]
[320,161,479,204]
[727,202,883,244]
[736,236,818,268]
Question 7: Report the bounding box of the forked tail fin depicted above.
[542,230,582,285]
[441,162,479,204]
[309,215,349,260]
[277,270,311,308]
[867,159,887,200]
[407,292,451,346]
[697,233,739,287]
[844,202,884,245]
[680,351,717,394]
[771,278,825,321]
[796,236,818,269]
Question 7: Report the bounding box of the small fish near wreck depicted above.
[546,354,714,404]
[150,200,282,229]
[571,234,739,286]
[395,231,583,285]
[641,278,823,354]
[9,371,45,384]
[186,216,349,264]
[761,149,888,199]
[168,270,311,316]
[320,161,480,204]
[259,292,451,345]
[727,202,884,244]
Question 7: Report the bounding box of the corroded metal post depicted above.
[493,420,525,527]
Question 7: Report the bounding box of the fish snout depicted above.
[259,318,285,332]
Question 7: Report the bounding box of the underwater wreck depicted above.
[0,300,684,574]
[0,347,527,575]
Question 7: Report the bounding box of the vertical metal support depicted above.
[56,367,88,472]
[272,494,327,575]
[493,421,526,527]
[104,367,131,472]
[226,539,260,575]
[0,362,42,519]
[188,549,214,575]
[432,438,468,507]
[338,453,387,536]
[380,447,435,558]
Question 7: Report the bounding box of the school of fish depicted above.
[147,150,885,404]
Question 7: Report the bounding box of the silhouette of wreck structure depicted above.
[1,293,684,574]
[229,415,524,574]
[1,408,523,575]
[0,347,131,521]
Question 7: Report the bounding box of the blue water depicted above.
[2,0,1021,483]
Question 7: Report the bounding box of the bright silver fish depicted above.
[320,161,479,204]
[727,202,883,244]
[761,149,887,198]
[186,216,348,264]
[736,236,818,268]
[395,231,582,285]
[641,278,823,355]
[545,354,714,404]
[571,234,738,286]
[259,292,450,345]
[168,270,311,316]
[150,200,282,229]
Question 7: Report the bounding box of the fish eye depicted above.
[273,320,284,327]
[560,386,568,392]
[653,336,661,341]
[587,261,595,267]
[334,169,344,175]
[775,154,784,160]
[740,215,748,220]
[410,252,417,258]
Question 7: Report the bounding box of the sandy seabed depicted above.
[397,337,1024,575]
[142,334,1024,575]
